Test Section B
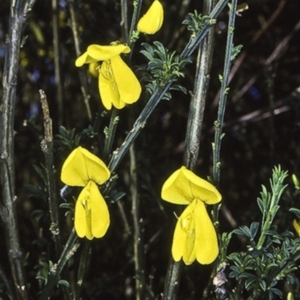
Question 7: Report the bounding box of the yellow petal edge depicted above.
[61,146,110,186]
[75,181,110,239]
[161,166,221,205]
[138,0,164,34]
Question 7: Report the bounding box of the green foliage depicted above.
[231,44,243,61]
[182,10,210,35]
[55,126,81,154]
[139,41,190,100]
[1,0,300,299]
[225,166,300,300]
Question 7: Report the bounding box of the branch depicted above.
[163,0,217,297]
[67,0,92,120]
[52,0,64,126]
[0,1,36,299]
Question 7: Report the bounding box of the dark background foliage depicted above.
[1,0,300,299]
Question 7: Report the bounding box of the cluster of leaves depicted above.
[222,166,300,299]
[139,41,190,100]
[182,10,211,36]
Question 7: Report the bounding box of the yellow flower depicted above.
[61,146,111,239]
[161,166,222,265]
[137,0,164,34]
[75,44,141,110]
[293,219,300,237]
[88,62,99,78]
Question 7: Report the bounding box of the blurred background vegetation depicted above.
[1,0,300,299]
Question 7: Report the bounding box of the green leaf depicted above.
[250,222,259,239]
[231,44,243,61]
[290,208,300,218]
[257,198,264,213]
[58,280,70,288]
[259,280,267,291]
[233,226,252,239]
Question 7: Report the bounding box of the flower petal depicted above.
[293,219,300,237]
[110,56,141,105]
[87,44,130,61]
[172,201,197,264]
[194,201,219,264]
[74,186,88,238]
[90,181,110,238]
[88,62,99,77]
[75,51,98,67]
[99,56,141,110]
[182,167,221,204]
[172,213,188,262]
[61,146,110,186]
[161,166,221,205]
[99,60,124,110]
[161,167,193,205]
[74,182,110,239]
[137,0,164,34]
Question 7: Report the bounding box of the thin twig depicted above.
[108,0,230,174]
[39,230,79,300]
[212,0,238,188]
[74,240,91,300]
[129,0,143,48]
[163,0,217,298]
[68,0,92,121]
[0,1,36,299]
[103,108,119,162]
[211,0,287,107]
[52,0,64,126]
[39,90,71,300]
[130,145,145,300]
[39,90,62,252]
[120,0,129,43]
[0,263,15,299]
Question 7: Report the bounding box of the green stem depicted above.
[130,145,145,300]
[184,2,216,171]
[103,108,119,162]
[164,0,217,298]
[39,90,71,300]
[68,0,92,121]
[39,230,79,300]
[120,0,129,44]
[0,263,15,299]
[162,259,181,300]
[256,170,287,249]
[74,240,91,300]
[180,0,230,60]
[212,0,238,188]
[128,0,143,48]
[52,0,64,126]
[0,1,36,299]
[108,0,230,175]
[108,83,172,172]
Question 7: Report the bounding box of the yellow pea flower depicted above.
[75,44,141,110]
[137,0,164,34]
[88,62,99,78]
[75,181,109,239]
[161,166,222,265]
[293,219,300,237]
[61,147,111,239]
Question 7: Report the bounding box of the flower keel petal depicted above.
[90,182,110,238]
[194,201,219,264]
[111,56,141,106]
